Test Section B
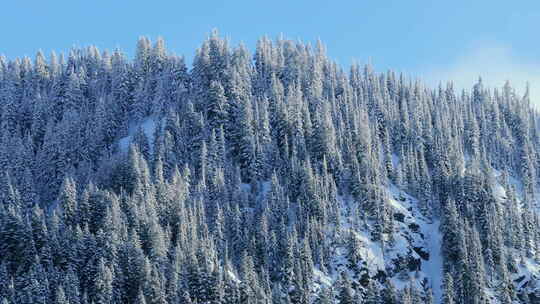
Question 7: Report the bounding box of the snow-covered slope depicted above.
[306,183,444,302]
[304,169,540,303]
[491,169,540,302]
[422,220,443,303]
[118,118,159,153]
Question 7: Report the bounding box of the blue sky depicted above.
[2,1,539,102]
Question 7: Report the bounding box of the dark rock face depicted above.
[414,246,430,261]
[515,275,526,284]
[373,270,387,282]
[394,212,405,223]
[408,223,420,233]
[529,293,539,304]
[407,255,422,272]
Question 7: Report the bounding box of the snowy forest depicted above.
[1,31,540,304]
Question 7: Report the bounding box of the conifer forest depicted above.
[1,32,540,303]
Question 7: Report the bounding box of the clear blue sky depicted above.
[2,1,539,100]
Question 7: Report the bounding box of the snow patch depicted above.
[118,118,159,153]
[422,220,443,304]
[313,268,333,288]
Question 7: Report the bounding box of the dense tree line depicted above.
[1,31,540,303]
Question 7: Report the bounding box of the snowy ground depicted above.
[488,168,540,300]
[307,182,445,302]
[387,185,443,302]
[421,220,443,303]
[118,118,159,153]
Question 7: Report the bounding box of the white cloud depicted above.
[420,44,540,107]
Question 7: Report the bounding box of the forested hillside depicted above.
[1,32,540,303]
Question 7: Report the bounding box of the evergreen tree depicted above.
[58,176,78,228]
